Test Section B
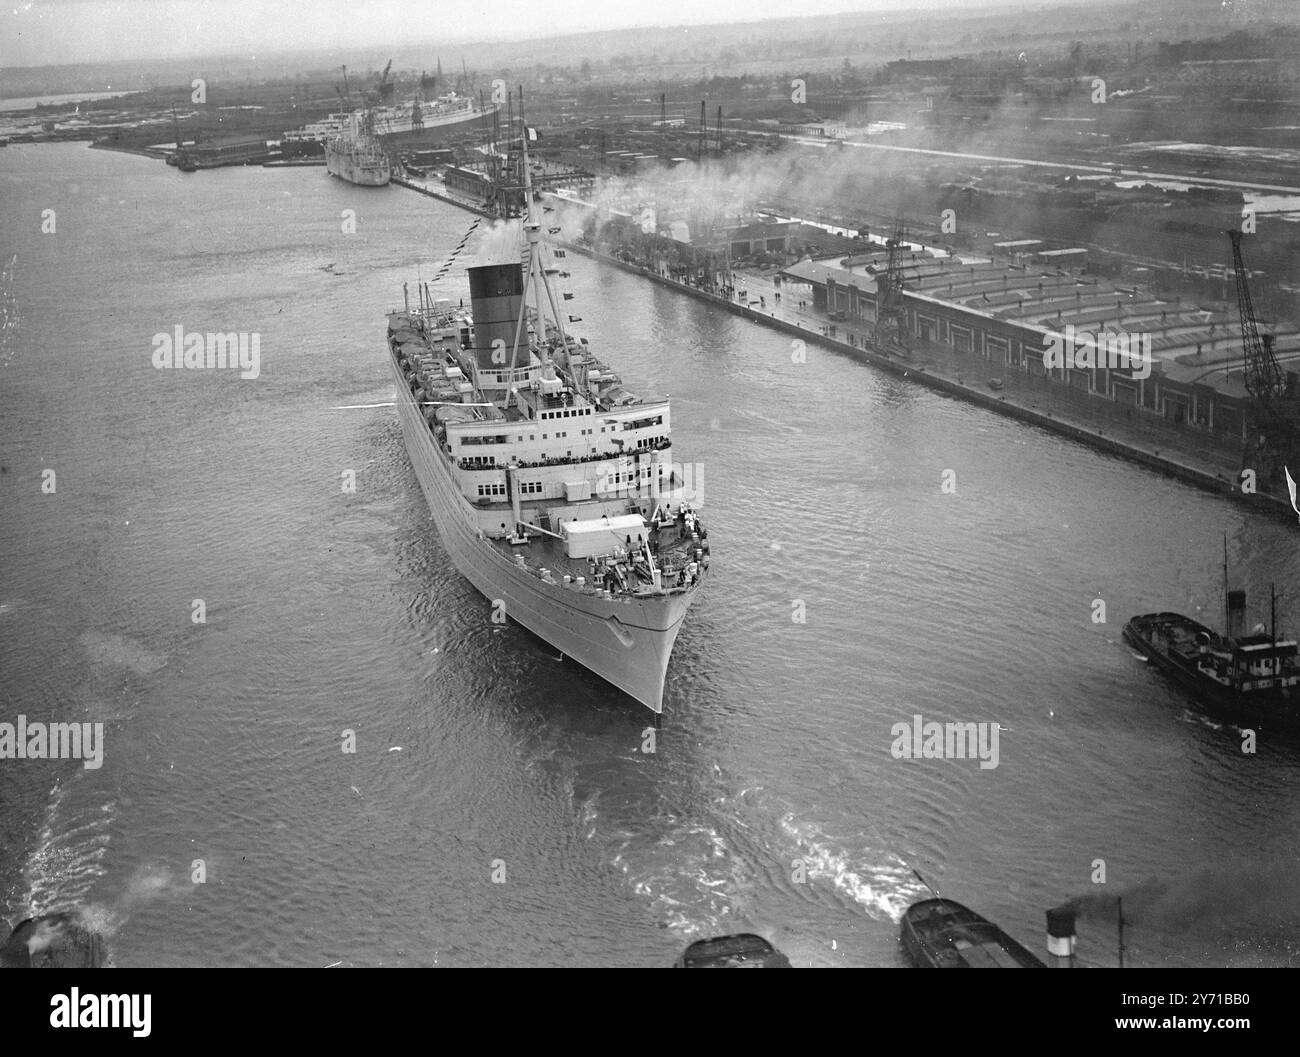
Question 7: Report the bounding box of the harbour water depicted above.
[2,143,1299,967]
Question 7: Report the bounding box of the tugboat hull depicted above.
[900,899,1045,968]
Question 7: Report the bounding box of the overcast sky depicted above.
[3,0,1020,67]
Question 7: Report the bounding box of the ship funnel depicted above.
[1227,589,1247,639]
[1045,905,1077,961]
[468,262,525,371]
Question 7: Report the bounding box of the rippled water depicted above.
[2,143,1299,967]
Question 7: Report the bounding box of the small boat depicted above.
[674,933,791,967]
[900,899,1045,968]
[1123,609,1299,730]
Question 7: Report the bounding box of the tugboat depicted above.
[1124,541,1299,731]
[0,910,105,968]
[901,898,1045,968]
[674,934,791,967]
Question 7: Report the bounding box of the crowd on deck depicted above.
[456,435,673,473]
[585,502,710,594]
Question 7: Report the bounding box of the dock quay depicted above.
[392,174,493,215]
[394,179,1295,523]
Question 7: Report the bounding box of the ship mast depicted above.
[1272,583,1278,665]
[1223,532,1230,636]
[514,88,572,372]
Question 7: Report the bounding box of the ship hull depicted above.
[900,900,1045,968]
[378,107,496,149]
[325,144,390,186]
[388,356,694,712]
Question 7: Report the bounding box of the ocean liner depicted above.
[385,137,708,713]
[287,92,498,153]
[324,110,391,186]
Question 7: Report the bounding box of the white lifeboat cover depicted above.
[561,513,647,558]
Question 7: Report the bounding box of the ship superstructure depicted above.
[384,128,709,712]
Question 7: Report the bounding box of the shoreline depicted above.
[396,179,1295,524]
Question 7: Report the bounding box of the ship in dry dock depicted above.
[384,136,709,713]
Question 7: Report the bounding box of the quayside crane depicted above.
[875,217,911,356]
[1230,229,1298,490]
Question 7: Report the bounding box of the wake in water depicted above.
[777,810,920,922]
[574,753,920,944]
[584,787,757,936]
[0,252,18,368]
[78,630,169,677]
[20,780,113,917]
[6,629,181,964]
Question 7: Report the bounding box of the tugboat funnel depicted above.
[1227,589,1247,640]
[1045,904,1077,961]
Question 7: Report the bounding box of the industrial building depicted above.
[443,165,493,199]
[779,247,1300,441]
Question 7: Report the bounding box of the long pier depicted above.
[394,179,1295,522]
[392,175,493,215]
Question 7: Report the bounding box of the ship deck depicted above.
[478,504,708,598]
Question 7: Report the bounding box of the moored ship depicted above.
[324,111,390,186]
[287,92,498,154]
[384,135,709,713]
[373,91,500,148]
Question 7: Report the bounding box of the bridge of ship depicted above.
[1149,616,1300,690]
